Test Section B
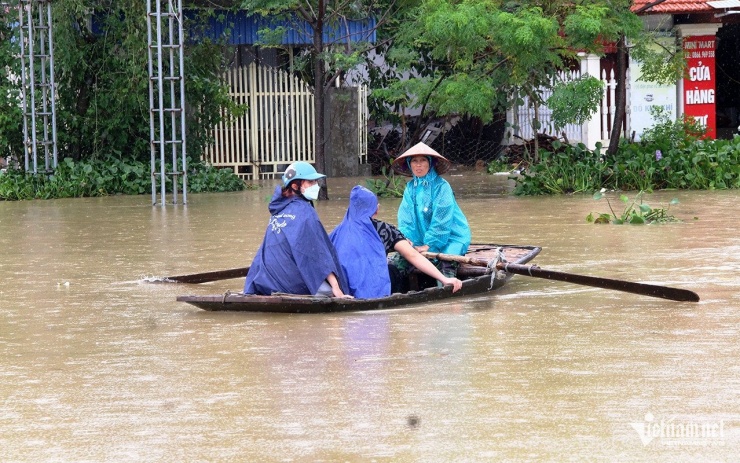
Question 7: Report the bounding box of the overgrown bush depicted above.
[512,141,608,195]
[511,112,740,195]
[188,163,250,193]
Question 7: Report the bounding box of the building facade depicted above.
[634,0,740,139]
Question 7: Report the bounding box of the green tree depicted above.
[371,0,683,157]
[605,0,680,156]
[240,0,408,198]
[0,5,23,159]
[52,0,238,164]
[0,1,237,166]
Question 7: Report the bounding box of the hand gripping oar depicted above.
[164,266,250,284]
[422,252,700,302]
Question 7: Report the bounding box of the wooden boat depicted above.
[175,244,542,313]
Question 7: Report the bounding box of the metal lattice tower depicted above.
[147,0,187,205]
[17,0,57,173]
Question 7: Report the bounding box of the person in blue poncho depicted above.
[392,142,471,278]
[244,162,351,298]
[330,185,462,298]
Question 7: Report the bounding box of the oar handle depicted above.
[421,251,491,267]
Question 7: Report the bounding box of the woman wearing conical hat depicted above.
[391,142,471,278]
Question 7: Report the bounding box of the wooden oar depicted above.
[422,251,700,302]
[164,266,249,284]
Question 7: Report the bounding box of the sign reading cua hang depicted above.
[682,36,717,138]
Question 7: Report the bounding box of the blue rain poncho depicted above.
[329,186,390,299]
[244,185,348,296]
[397,167,471,255]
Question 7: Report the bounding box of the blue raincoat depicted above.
[397,168,471,255]
[329,186,390,299]
[244,185,348,295]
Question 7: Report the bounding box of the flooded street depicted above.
[1,173,739,462]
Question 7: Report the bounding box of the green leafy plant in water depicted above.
[509,107,740,196]
[512,141,607,195]
[0,158,248,200]
[486,158,520,174]
[366,166,406,198]
[187,163,253,193]
[587,190,682,224]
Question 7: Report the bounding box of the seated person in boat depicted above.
[392,142,471,278]
[244,162,351,298]
[329,185,463,298]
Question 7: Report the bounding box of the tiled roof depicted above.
[632,0,712,13]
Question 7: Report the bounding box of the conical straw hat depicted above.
[391,142,452,177]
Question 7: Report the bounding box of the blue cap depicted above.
[282,161,326,187]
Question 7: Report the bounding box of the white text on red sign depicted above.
[684,40,715,49]
[688,65,711,82]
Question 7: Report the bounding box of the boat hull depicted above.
[176,244,541,313]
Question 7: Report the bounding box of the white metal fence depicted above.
[509,67,631,146]
[510,70,584,142]
[357,84,369,165]
[205,62,315,180]
[205,63,369,180]
[600,68,632,140]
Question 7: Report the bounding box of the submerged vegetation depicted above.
[508,112,740,196]
[587,191,682,224]
[0,158,249,201]
[365,165,406,198]
[1,2,247,201]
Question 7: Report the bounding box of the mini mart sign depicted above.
[683,36,717,138]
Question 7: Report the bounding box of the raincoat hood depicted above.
[397,172,471,255]
[329,186,390,299]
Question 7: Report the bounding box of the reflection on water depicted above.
[1,176,739,461]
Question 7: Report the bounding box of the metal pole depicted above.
[46,0,58,168]
[18,2,30,171]
[38,1,50,170]
[156,0,166,206]
[168,0,178,204]
[26,2,38,173]
[177,0,187,204]
[146,0,157,205]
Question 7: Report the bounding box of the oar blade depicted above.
[500,263,700,302]
[164,267,250,284]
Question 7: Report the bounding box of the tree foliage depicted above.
[1,0,238,165]
[240,0,410,197]
[0,6,23,158]
[369,0,683,144]
[548,76,604,128]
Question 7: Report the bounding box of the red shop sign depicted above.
[683,36,716,138]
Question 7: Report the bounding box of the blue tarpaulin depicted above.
[185,10,376,46]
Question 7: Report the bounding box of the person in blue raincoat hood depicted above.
[330,185,463,298]
[392,142,471,277]
[329,185,390,298]
[244,162,351,297]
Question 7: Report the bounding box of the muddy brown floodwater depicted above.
[1,172,738,462]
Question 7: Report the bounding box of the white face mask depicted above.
[302,183,320,201]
